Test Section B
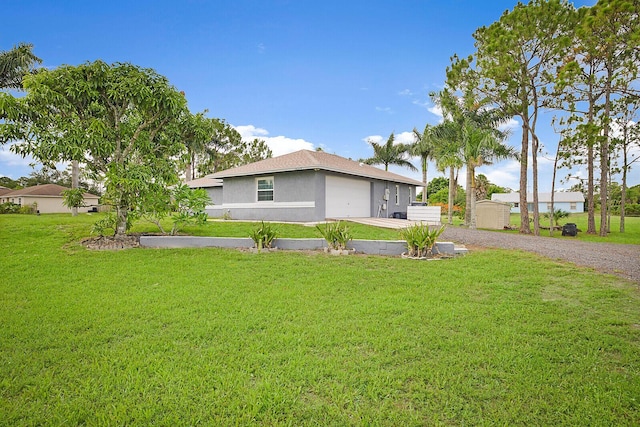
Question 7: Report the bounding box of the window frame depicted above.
[395,184,400,205]
[256,176,274,202]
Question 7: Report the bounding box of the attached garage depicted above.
[325,175,371,218]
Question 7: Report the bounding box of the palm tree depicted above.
[431,88,515,227]
[475,174,490,201]
[411,124,437,201]
[461,119,516,229]
[431,121,464,224]
[0,43,41,90]
[361,133,418,172]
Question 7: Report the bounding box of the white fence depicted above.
[407,205,441,225]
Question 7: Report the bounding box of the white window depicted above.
[513,202,519,208]
[409,187,413,203]
[570,202,577,210]
[256,177,274,201]
[395,185,400,205]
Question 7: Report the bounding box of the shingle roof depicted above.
[0,186,12,196]
[2,183,98,199]
[186,177,223,188]
[208,150,425,186]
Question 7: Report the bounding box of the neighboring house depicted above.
[0,186,12,197]
[491,192,585,214]
[186,176,223,206]
[204,149,425,222]
[0,184,100,213]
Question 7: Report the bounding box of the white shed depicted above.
[475,200,511,229]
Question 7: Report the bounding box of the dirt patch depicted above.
[81,235,140,250]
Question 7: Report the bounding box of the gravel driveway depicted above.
[440,226,640,284]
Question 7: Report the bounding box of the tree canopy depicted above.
[0,60,187,235]
[0,42,41,90]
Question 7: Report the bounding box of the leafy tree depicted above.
[183,115,272,178]
[426,177,449,197]
[449,0,575,235]
[140,183,210,235]
[460,119,516,229]
[0,42,41,90]
[555,0,640,235]
[361,133,418,172]
[0,61,187,236]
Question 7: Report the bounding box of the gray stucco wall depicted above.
[209,171,322,222]
[205,170,418,222]
[371,180,415,218]
[205,187,223,205]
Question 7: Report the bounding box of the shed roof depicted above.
[208,150,425,186]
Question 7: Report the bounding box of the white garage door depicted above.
[325,175,371,218]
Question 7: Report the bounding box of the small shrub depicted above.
[543,208,570,226]
[19,203,38,214]
[91,213,117,236]
[249,221,278,250]
[399,223,445,258]
[0,203,22,214]
[316,221,353,250]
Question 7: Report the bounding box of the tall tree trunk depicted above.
[519,123,530,234]
[115,205,128,237]
[587,144,597,234]
[71,160,79,217]
[620,126,628,233]
[469,166,477,229]
[464,166,472,226]
[532,133,540,236]
[599,71,613,237]
[422,157,428,203]
[448,166,455,225]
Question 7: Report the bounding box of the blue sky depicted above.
[5,0,633,193]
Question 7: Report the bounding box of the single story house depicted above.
[199,149,425,222]
[0,183,100,213]
[491,192,585,214]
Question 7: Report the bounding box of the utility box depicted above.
[475,200,511,229]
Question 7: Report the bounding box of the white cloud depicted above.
[0,145,33,167]
[398,89,413,96]
[363,132,415,146]
[427,104,444,122]
[375,106,393,114]
[363,135,384,145]
[395,131,416,145]
[233,124,314,157]
[499,118,519,132]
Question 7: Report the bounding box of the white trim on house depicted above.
[206,201,315,210]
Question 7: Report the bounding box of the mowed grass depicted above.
[1,214,640,425]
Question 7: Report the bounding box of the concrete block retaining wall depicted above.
[139,236,462,256]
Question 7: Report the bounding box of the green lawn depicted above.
[1,214,640,425]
